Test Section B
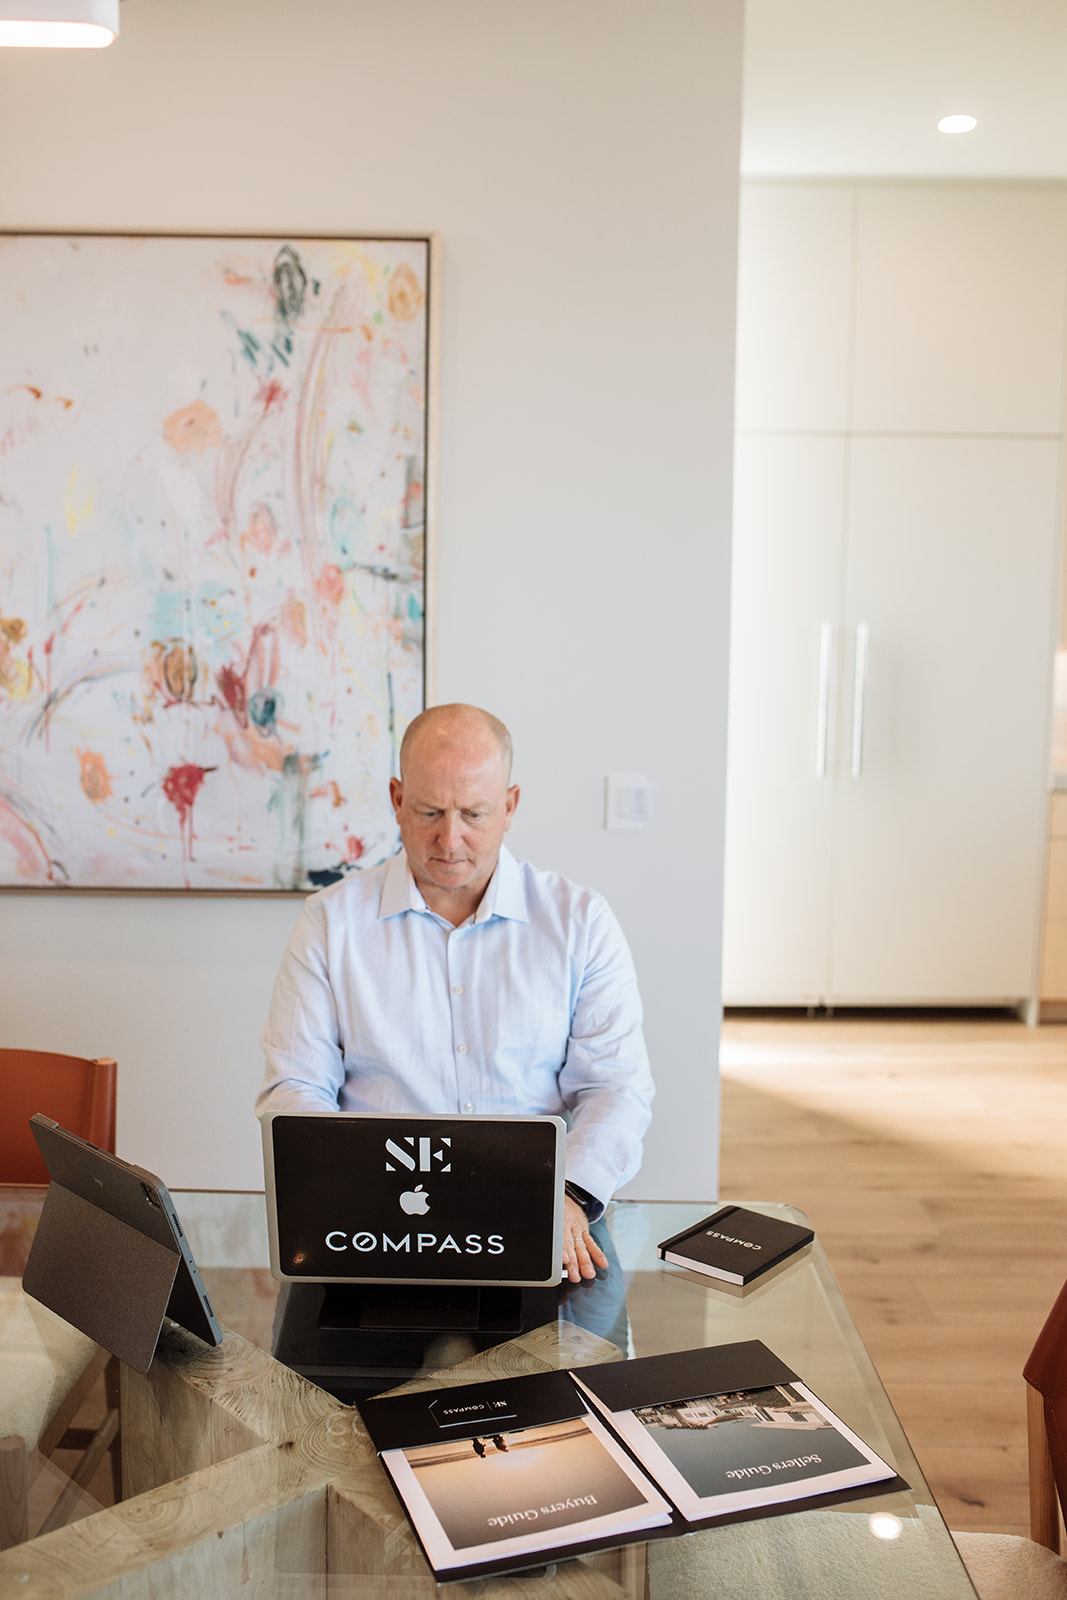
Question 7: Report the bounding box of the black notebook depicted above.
[657,1205,813,1284]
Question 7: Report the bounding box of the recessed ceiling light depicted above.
[0,0,118,47]
[938,114,977,134]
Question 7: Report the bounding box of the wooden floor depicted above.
[718,1012,1067,1539]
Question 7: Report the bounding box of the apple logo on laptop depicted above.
[400,1184,430,1215]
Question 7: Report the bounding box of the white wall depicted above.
[0,0,742,1198]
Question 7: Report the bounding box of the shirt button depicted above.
[464,1102,475,1113]
[453,985,464,995]
[458,1044,469,1054]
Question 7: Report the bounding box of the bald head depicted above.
[390,703,520,923]
[399,703,513,782]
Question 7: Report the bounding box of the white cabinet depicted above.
[735,184,854,433]
[1040,793,1067,1010]
[724,183,1064,1008]
[851,187,1067,436]
[829,437,1057,1001]
[723,435,845,999]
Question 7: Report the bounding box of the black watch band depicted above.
[564,1181,593,1214]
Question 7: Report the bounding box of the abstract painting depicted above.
[0,233,430,891]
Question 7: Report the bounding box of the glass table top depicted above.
[0,1190,978,1599]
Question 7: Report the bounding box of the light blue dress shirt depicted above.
[257,845,654,1211]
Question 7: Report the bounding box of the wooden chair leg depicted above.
[0,1435,29,1551]
[104,1355,122,1503]
[1028,1381,1061,1553]
[37,1407,120,1538]
[39,1355,123,1537]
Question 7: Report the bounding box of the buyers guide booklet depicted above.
[572,1341,900,1525]
[359,1368,672,1582]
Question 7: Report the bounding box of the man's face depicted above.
[389,729,519,907]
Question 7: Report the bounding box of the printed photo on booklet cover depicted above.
[380,1411,671,1572]
[574,1379,894,1520]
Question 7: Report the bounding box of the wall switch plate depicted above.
[605,773,651,830]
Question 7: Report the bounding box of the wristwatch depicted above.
[564,1181,594,1215]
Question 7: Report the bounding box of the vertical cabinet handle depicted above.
[815,622,832,777]
[851,623,869,778]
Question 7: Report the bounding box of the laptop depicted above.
[22,1114,223,1373]
[262,1110,566,1289]
[262,1111,567,1399]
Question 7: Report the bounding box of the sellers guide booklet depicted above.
[359,1342,902,1581]
[657,1205,814,1284]
[571,1341,898,1526]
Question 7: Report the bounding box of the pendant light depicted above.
[0,0,118,47]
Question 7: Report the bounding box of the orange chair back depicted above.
[1025,1275,1067,1549]
[0,1050,117,1183]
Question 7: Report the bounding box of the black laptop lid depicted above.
[262,1111,565,1288]
[22,1114,223,1372]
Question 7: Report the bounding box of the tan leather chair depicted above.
[0,1049,120,1543]
[951,1277,1067,1598]
[0,1286,119,1550]
[0,1050,116,1184]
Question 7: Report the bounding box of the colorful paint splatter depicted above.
[0,235,428,890]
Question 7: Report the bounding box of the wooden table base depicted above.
[0,1317,628,1599]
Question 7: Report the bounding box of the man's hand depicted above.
[561,1193,609,1283]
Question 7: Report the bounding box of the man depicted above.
[257,702,653,1284]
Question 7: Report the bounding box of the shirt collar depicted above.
[377,845,529,924]
[379,849,424,917]
[476,845,529,924]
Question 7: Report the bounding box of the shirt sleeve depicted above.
[557,894,654,1217]
[256,896,348,1116]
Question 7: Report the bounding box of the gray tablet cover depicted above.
[22,1114,223,1373]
